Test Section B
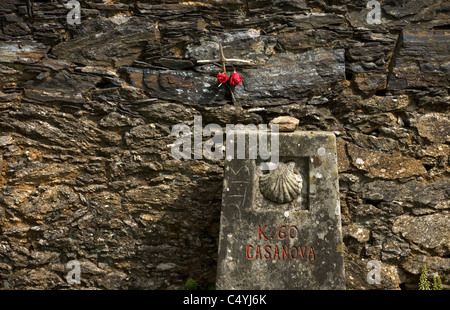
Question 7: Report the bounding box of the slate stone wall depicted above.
[0,0,448,289]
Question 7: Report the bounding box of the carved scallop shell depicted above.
[259,162,303,204]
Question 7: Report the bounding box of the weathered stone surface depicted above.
[0,63,23,88]
[122,47,345,106]
[0,40,49,64]
[345,29,398,95]
[142,69,227,105]
[217,131,345,289]
[347,143,427,179]
[0,0,449,291]
[388,30,450,95]
[401,254,450,283]
[345,225,371,243]
[359,179,449,210]
[393,214,450,255]
[415,113,450,144]
[52,17,160,68]
[23,72,101,103]
[269,116,299,132]
[336,138,352,173]
[234,48,345,106]
[420,144,450,157]
[345,259,405,290]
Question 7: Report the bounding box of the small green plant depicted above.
[418,264,442,290]
[432,275,443,290]
[419,264,430,290]
[184,278,198,290]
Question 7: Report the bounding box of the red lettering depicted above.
[247,245,316,261]
[282,246,290,259]
[290,247,298,260]
[264,246,271,260]
[308,247,316,260]
[273,245,280,260]
[246,245,254,260]
[277,226,286,240]
[289,226,298,239]
[255,245,262,259]
[258,225,268,240]
[299,246,306,259]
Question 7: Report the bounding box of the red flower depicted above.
[229,72,243,86]
[217,73,229,83]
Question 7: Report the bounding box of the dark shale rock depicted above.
[52,16,160,68]
[23,71,101,103]
[388,30,450,95]
[0,40,49,64]
[233,48,345,106]
[0,0,449,290]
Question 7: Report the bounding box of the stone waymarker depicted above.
[216,130,345,290]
